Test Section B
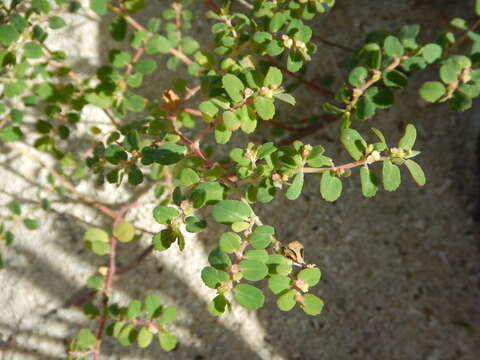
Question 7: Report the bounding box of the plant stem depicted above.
[6,143,116,218]
[92,203,137,360]
[303,156,386,173]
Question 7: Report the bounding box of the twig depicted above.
[315,36,353,52]
[303,156,387,173]
[234,0,253,10]
[92,203,137,360]
[447,17,480,55]
[203,0,221,13]
[6,143,116,218]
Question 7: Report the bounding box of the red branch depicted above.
[92,203,138,360]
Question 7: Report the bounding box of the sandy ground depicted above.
[1,0,479,359]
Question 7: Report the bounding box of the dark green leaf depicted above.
[154,143,186,165]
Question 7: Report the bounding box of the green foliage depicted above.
[3,0,478,357]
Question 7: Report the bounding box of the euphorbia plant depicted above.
[1,0,479,357]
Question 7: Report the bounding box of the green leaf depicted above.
[254,96,275,120]
[144,294,162,319]
[146,35,172,54]
[208,247,232,271]
[404,159,426,186]
[422,43,442,63]
[383,35,404,57]
[118,324,136,345]
[7,200,21,215]
[239,259,268,281]
[340,128,367,160]
[360,167,378,198]
[180,168,200,187]
[277,289,296,311]
[84,228,109,243]
[287,51,303,72]
[383,69,408,89]
[234,284,265,310]
[201,266,229,289]
[153,206,179,225]
[208,295,229,316]
[24,42,43,59]
[219,232,241,253]
[154,143,186,165]
[77,328,96,349]
[86,275,104,290]
[301,294,324,315]
[477,0,480,15]
[267,254,292,276]
[222,111,240,131]
[127,299,142,320]
[440,62,462,84]
[113,221,135,243]
[85,92,113,108]
[185,216,206,233]
[124,0,145,13]
[355,96,376,121]
[232,220,249,232]
[199,100,218,119]
[367,87,394,109]
[382,159,401,191]
[159,332,177,351]
[124,94,146,112]
[110,17,127,41]
[160,306,176,324]
[268,274,291,295]
[269,12,286,32]
[222,74,244,103]
[398,124,416,150]
[264,67,283,87]
[248,226,273,249]
[419,81,445,103]
[128,165,143,185]
[286,173,304,200]
[212,200,252,224]
[449,90,472,112]
[274,92,296,105]
[108,50,132,68]
[137,327,153,348]
[49,16,66,29]
[31,0,51,13]
[0,25,20,46]
[135,58,157,74]
[298,268,321,286]
[0,126,23,142]
[348,66,368,87]
[320,171,342,202]
[245,249,269,263]
[89,0,107,16]
[214,124,232,144]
